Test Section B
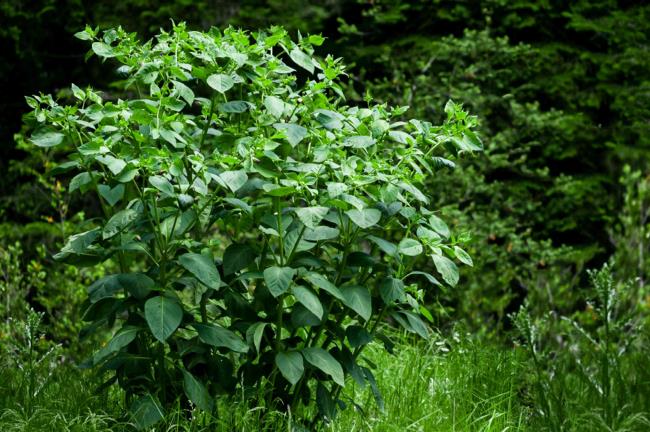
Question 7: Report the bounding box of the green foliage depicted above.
[514,265,650,431]
[26,23,478,427]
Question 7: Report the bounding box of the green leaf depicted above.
[343,135,375,149]
[218,100,250,113]
[429,215,450,238]
[326,182,348,197]
[367,235,398,256]
[130,394,164,430]
[144,296,183,342]
[207,74,234,93]
[289,47,315,73]
[69,172,93,193]
[92,326,139,365]
[454,246,473,266]
[219,170,248,192]
[274,123,308,146]
[245,322,267,353]
[179,253,221,290]
[264,95,286,118]
[194,323,248,353]
[302,347,345,386]
[96,155,126,175]
[303,271,344,301]
[172,80,195,105]
[346,208,381,229]
[92,42,116,58]
[149,175,174,196]
[432,254,459,286]
[397,238,423,256]
[263,266,295,297]
[98,184,125,207]
[223,243,256,275]
[117,273,154,299]
[346,325,372,348]
[275,351,304,385]
[294,206,329,228]
[341,285,372,321]
[102,208,138,239]
[182,369,213,412]
[292,285,323,319]
[303,226,340,241]
[31,128,64,147]
[379,277,405,304]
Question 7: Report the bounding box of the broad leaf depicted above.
[207,73,234,93]
[31,128,64,147]
[273,123,307,146]
[103,208,138,239]
[289,47,315,73]
[263,266,295,297]
[130,394,164,430]
[223,243,256,275]
[179,253,221,290]
[346,208,381,229]
[379,277,405,304]
[194,323,248,353]
[144,296,183,342]
[276,351,304,385]
[302,347,345,386]
[432,254,459,286]
[398,238,423,256]
[182,369,213,412]
[454,246,473,266]
[294,206,329,228]
[292,285,323,319]
[341,285,372,321]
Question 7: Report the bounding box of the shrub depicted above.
[25,23,479,427]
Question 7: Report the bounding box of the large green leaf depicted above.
[219,170,248,192]
[207,73,234,93]
[263,266,295,297]
[302,347,345,386]
[292,285,323,319]
[144,296,183,342]
[98,184,125,207]
[223,243,256,275]
[182,369,213,412]
[289,47,314,73]
[294,206,329,228]
[432,254,459,286]
[379,277,405,304]
[454,246,473,266]
[303,271,345,301]
[397,238,423,256]
[31,128,64,147]
[179,253,221,290]
[93,325,139,364]
[130,394,164,430]
[346,208,381,229]
[276,351,304,385]
[273,123,308,146]
[429,215,450,238]
[341,285,372,321]
[102,208,138,239]
[194,323,248,353]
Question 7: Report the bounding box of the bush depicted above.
[25,23,479,427]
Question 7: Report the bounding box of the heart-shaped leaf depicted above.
[263,266,295,297]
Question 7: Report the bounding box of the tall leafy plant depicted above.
[25,23,478,427]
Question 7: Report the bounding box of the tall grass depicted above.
[0,328,529,431]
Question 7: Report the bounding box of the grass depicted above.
[0,329,530,431]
